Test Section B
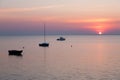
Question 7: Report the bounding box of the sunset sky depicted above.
[0,0,120,35]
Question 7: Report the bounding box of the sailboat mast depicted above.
[44,23,46,43]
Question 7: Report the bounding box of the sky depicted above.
[0,0,120,35]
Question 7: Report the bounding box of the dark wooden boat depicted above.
[8,50,23,56]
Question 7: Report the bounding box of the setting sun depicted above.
[98,32,102,35]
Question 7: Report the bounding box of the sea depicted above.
[0,35,120,80]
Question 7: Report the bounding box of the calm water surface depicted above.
[0,35,120,80]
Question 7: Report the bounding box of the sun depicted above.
[98,32,102,35]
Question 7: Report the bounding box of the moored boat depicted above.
[39,24,49,47]
[39,43,49,47]
[57,37,66,41]
[8,50,23,56]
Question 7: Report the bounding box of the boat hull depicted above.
[57,39,65,41]
[39,43,49,47]
[57,37,66,41]
[8,50,23,56]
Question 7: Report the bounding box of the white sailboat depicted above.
[39,24,49,47]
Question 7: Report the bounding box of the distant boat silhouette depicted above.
[57,37,66,41]
[8,50,23,56]
[39,24,49,47]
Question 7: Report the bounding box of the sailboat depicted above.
[39,24,49,47]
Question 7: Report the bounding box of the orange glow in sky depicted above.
[92,21,112,34]
[95,26,104,31]
[0,0,120,35]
